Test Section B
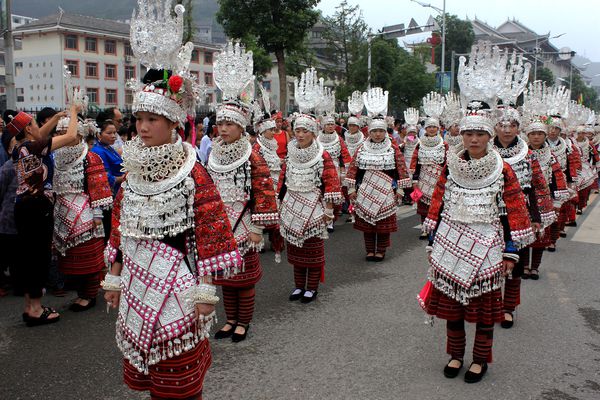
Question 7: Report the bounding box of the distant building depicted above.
[0,14,38,98]
[12,11,221,112]
[471,18,573,83]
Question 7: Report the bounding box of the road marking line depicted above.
[571,193,600,244]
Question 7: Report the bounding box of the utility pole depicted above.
[3,0,15,109]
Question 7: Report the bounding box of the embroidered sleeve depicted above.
[344,152,359,190]
[105,186,124,266]
[393,144,411,188]
[530,156,556,228]
[569,144,582,178]
[191,164,242,278]
[85,152,113,209]
[550,158,569,205]
[321,151,343,204]
[340,138,352,165]
[249,151,279,226]
[502,163,535,248]
[91,147,116,189]
[423,165,448,233]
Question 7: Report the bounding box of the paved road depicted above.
[1,199,600,400]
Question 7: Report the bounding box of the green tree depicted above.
[569,72,600,111]
[534,67,555,86]
[348,37,435,114]
[217,0,320,113]
[434,14,475,74]
[322,1,368,82]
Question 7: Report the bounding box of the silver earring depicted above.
[171,129,177,142]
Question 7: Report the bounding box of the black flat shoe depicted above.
[231,324,249,343]
[289,288,305,301]
[547,246,556,252]
[443,358,463,378]
[419,233,428,240]
[25,306,60,327]
[500,312,514,329]
[300,290,318,304]
[366,255,376,262]
[530,270,540,280]
[559,232,567,238]
[69,298,97,312]
[464,362,488,383]
[373,254,385,262]
[566,221,577,227]
[214,322,236,339]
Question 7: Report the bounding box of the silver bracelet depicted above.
[101,273,121,291]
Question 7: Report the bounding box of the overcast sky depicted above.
[318,0,600,61]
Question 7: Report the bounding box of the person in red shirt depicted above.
[273,111,291,159]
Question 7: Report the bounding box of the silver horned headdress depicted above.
[252,84,276,135]
[440,92,462,128]
[214,41,255,128]
[318,87,336,125]
[129,0,205,126]
[363,87,389,132]
[422,91,446,128]
[347,90,364,127]
[457,41,511,135]
[293,67,323,134]
[404,108,419,133]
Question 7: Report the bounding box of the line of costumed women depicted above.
[411,92,449,239]
[418,42,535,383]
[207,42,279,343]
[345,88,411,262]
[102,2,242,399]
[252,85,286,263]
[277,68,343,303]
[52,112,113,312]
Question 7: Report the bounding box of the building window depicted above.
[204,72,213,86]
[204,51,213,65]
[190,71,200,82]
[262,80,271,91]
[104,39,116,55]
[191,49,199,63]
[16,88,24,103]
[124,43,134,57]
[87,88,99,104]
[85,37,97,52]
[125,89,134,105]
[105,64,117,80]
[85,62,98,78]
[65,59,79,77]
[125,65,136,80]
[14,38,22,50]
[15,62,23,77]
[106,89,118,105]
[65,34,78,50]
[205,93,214,104]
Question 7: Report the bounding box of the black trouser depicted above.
[0,233,18,288]
[102,209,112,243]
[14,196,53,299]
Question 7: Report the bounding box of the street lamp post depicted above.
[533,32,565,81]
[411,0,445,73]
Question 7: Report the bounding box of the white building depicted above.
[12,11,221,112]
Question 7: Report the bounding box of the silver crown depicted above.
[422,91,446,127]
[440,92,462,127]
[63,65,88,112]
[404,107,419,126]
[363,87,388,117]
[317,87,335,116]
[498,50,531,106]
[130,0,185,71]
[348,90,364,115]
[294,67,324,113]
[214,41,254,101]
[458,41,509,108]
